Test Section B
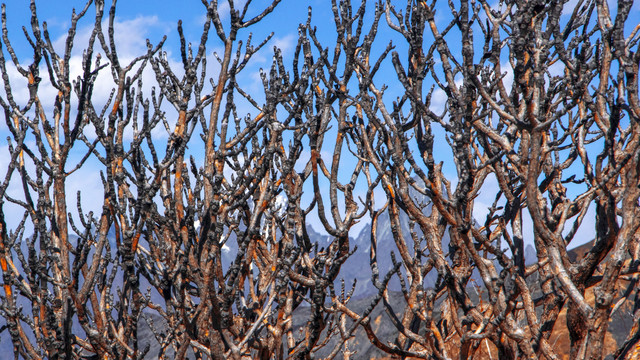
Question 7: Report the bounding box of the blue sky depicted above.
[0,0,408,236]
[1,0,639,247]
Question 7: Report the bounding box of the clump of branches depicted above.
[0,0,639,360]
[0,0,369,358]
[341,0,640,359]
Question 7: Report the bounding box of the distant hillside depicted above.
[3,231,635,359]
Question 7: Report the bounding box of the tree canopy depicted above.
[1,0,639,359]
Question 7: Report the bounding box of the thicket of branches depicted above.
[0,0,639,359]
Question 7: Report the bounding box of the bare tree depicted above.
[339,0,640,359]
[1,0,639,360]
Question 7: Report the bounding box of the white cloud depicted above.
[430,88,447,114]
[472,173,500,225]
[217,1,231,22]
[0,15,178,140]
[273,34,296,55]
[243,32,297,68]
[498,60,514,92]
[562,0,581,16]
[53,15,168,59]
[0,15,184,234]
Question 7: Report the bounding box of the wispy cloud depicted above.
[273,34,296,55]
